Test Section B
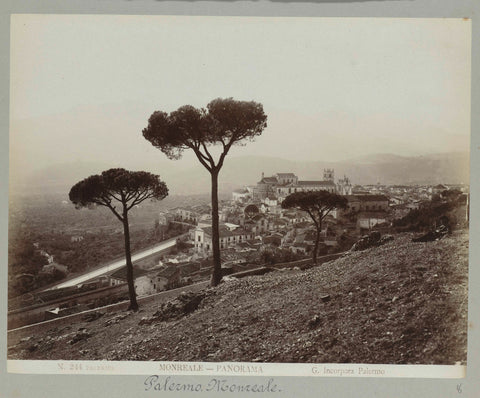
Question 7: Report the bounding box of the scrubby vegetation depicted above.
[393,190,467,232]
[259,246,304,265]
[8,193,195,298]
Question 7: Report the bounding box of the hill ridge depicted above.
[10,151,470,196]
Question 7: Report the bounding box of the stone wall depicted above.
[8,281,210,347]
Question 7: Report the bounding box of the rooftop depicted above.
[259,177,278,184]
[110,266,150,281]
[200,225,253,238]
[357,211,389,218]
[297,180,336,186]
[346,194,389,202]
[156,265,180,279]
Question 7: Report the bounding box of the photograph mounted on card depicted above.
[7,15,470,378]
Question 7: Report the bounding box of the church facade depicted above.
[252,169,352,202]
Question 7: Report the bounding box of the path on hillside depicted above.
[8,280,210,344]
[46,235,183,290]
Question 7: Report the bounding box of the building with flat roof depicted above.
[194,224,255,253]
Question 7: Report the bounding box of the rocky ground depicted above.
[9,230,469,364]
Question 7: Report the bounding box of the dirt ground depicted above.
[9,230,468,364]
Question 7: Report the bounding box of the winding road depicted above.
[46,235,183,290]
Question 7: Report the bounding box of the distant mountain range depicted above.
[9,152,469,197]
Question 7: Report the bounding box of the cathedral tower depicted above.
[323,168,334,182]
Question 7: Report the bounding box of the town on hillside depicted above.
[7,168,469,330]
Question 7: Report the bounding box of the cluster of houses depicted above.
[106,175,469,298]
[50,174,472,300]
[45,171,470,303]
[171,170,379,259]
[11,172,468,328]
[172,172,468,261]
[108,263,182,296]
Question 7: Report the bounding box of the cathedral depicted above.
[252,169,352,202]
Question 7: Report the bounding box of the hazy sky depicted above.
[10,15,471,176]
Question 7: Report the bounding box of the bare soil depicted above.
[9,230,468,364]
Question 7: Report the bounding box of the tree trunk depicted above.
[122,212,139,311]
[313,226,320,265]
[210,170,222,286]
[312,219,322,265]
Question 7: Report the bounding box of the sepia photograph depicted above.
[6,14,470,375]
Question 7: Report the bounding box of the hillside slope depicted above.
[9,231,468,364]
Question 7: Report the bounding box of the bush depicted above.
[259,246,304,265]
[176,241,193,252]
[393,197,458,232]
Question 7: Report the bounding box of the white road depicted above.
[47,236,181,290]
